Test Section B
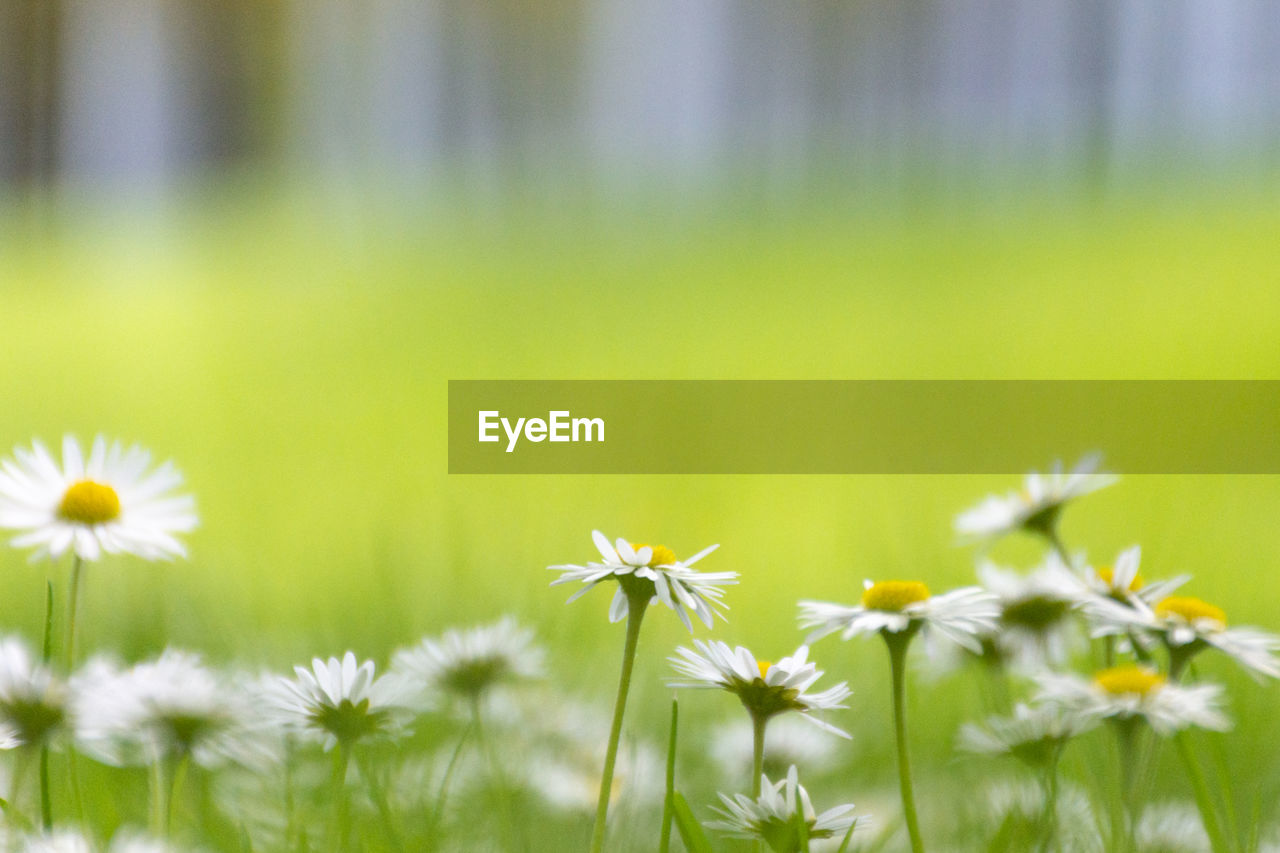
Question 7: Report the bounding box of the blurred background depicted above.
[4,0,1280,203]
[3,2,1280,849]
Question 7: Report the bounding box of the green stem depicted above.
[357,748,402,851]
[659,698,678,853]
[589,592,649,853]
[751,713,768,798]
[473,699,523,851]
[1175,732,1232,853]
[431,721,474,834]
[63,558,88,826]
[167,753,190,836]
[149,758,169,837]
[5,745,33,829]
[330,743,352,853]
[885,629,925,853]
[39,579,54,830]
[64,556,84,671]
[1038,751,1062,853]
[1042,527,1071,566]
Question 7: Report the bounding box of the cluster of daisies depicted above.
[548,457,1280,853]
[2,437,1278,853]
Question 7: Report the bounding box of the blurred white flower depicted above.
[20,832,94,853]
[269,652,417,750]
[800,581,999,653]
[1135,802,1211,853]
[72,650,273,769]
[982,779,1101,853]
[0,635,68,748]
[548,530,737,631]
[954,454,1116,543]
[707,765,866,851]
[670,641,851,737]
[1034,666,1229,736]
[958,702,1096,768]
[392,616,543,708]
[978,557,1086,670]
[0,435,196,562]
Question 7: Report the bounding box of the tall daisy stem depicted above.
[589,591,649,853]
[885,629,925,853]
[149,758,169,837]
[167,753,190,836]
[659,698,678,853]
[64,556,85,670]
[331,743,352,852]
[63,557,87,826]
[431,721,474,834]
[357,748,402,851]
[39,579,54,830]
[751,713,767,798]
[1175,732,1231,853]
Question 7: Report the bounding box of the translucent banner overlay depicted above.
[447,381,1280,474]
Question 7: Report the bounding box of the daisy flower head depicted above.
[1081,545,1188,608]
[270,651,417,750]
[0,435,197,562]
[72,650,271,769]
[548,530,737,631]
[0,635,68,748]
[958,702,1097,769]
[392,615,544,709]
[955,454,1116,544]
[1126,591,1274,676]
[669,640,851,736]
[978,557,1086,670]
[1034,665,1229,736]
[707,765,866,852]
[799,580,999,653]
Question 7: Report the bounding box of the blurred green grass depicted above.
[3,181,1280,847]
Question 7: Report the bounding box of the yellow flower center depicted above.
[1154,596,1226,626]
[1097,565,1144,591]
[757,660,771,680]
[1094,665,1165,697]
[57,480,121,525]
[630,543,677,567]
[861,581,931,612]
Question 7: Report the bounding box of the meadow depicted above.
[2,177,1280,851]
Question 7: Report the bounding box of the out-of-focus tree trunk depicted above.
[1,0,62,188]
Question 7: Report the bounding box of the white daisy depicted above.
[982,779,1102,853]
[712,716,844,780]
[16,833,184,853]
[978,557,1086,670]
[958,702,1097,768]
[548,530,737,631]
[0,435,197,562]
[1034,666,1229,736]
[1135,802,1211,853]
[71,650,272,769]
[1089,594,1280,680]
[707,765,866,852]
[669,641,851,737]
[0,635,68,747]
[1081,546,1189,609]
[392,616,544,708]
[269,652,417,750]
[955,454,1116,543]
[20,832,94,853]
[799,580,999,653]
